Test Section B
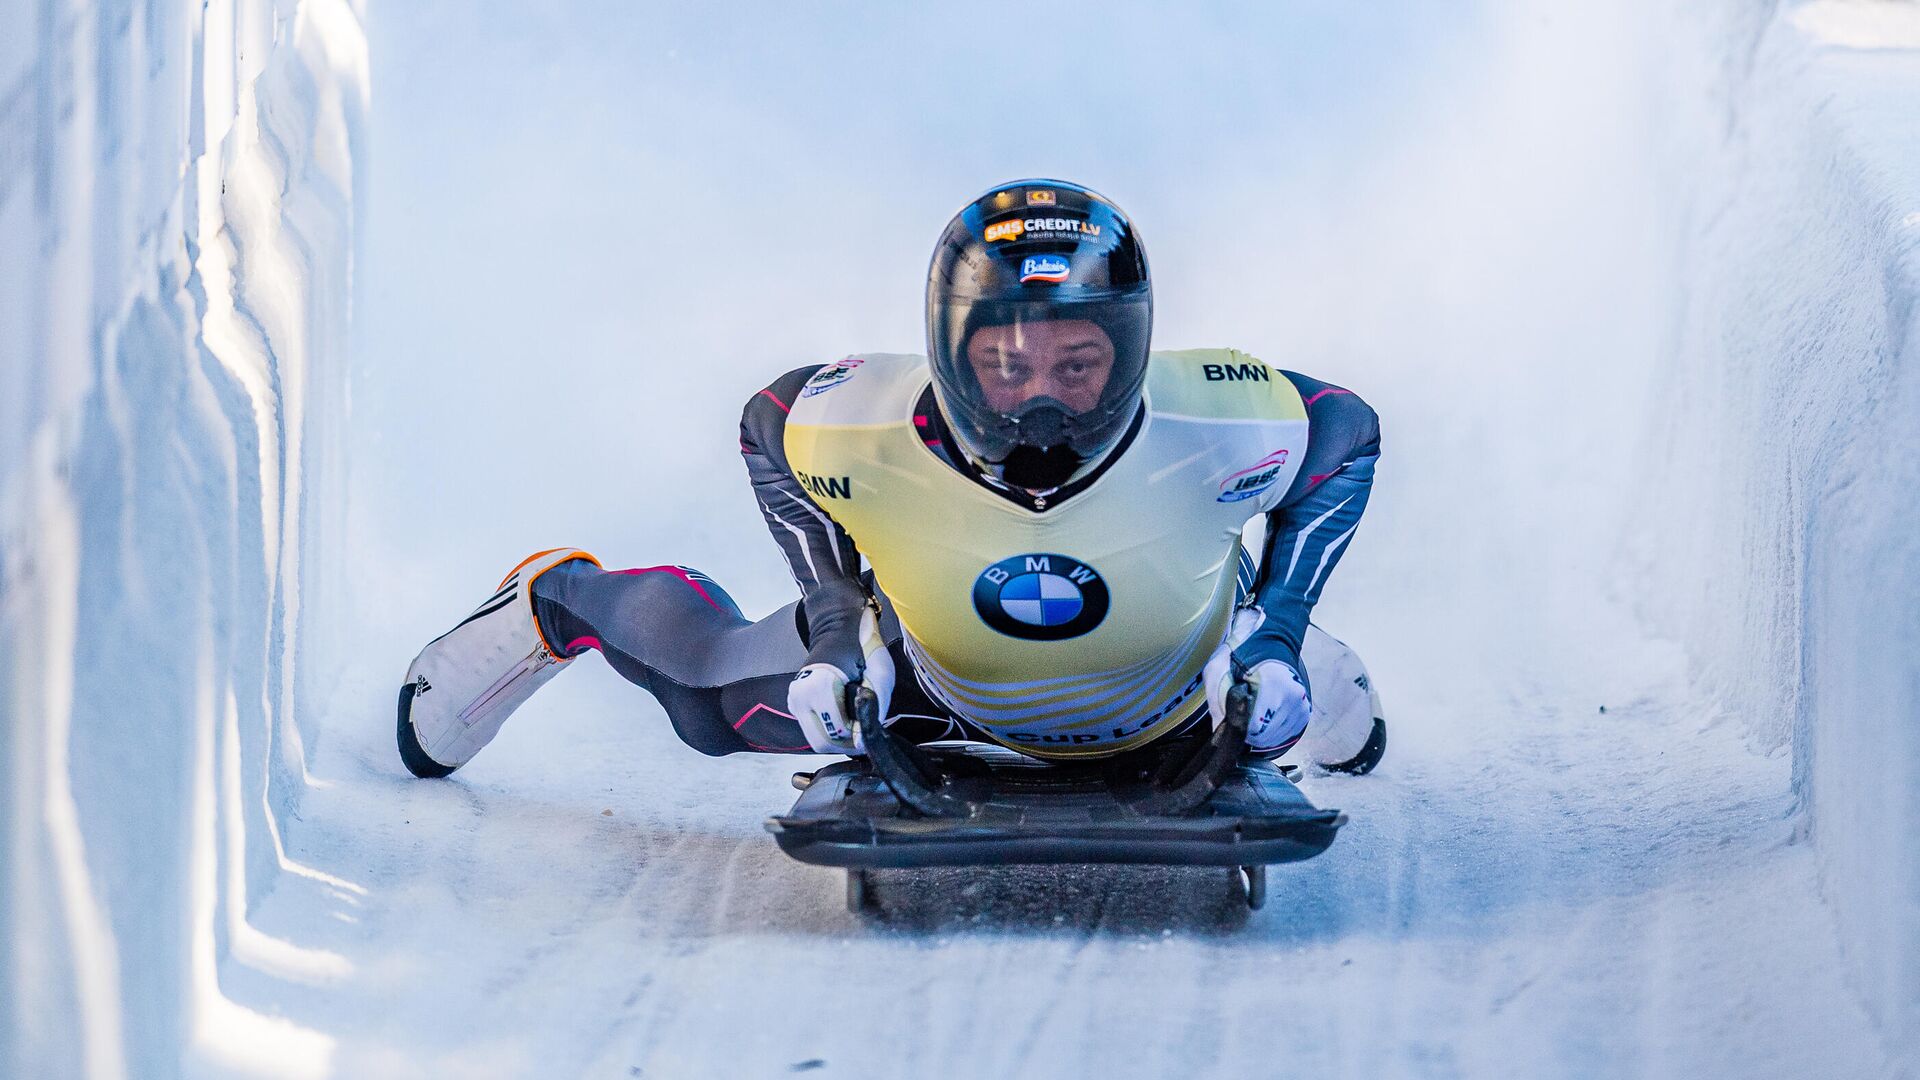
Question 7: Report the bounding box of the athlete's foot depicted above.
[1321,716,1387,775]
[1280,634,1388,776]
[397,547,599,777]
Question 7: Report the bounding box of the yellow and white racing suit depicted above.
[784,350,1307,756]
[528,350,1379,760]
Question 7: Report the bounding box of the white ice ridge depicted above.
[1631,1,1920,1062]
[0,1,367,1076]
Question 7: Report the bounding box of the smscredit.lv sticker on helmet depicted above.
[983,216,1104,244]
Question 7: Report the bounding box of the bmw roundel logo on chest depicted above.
[972,553,1111,641]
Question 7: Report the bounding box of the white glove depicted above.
[1204,609,1313,754]
[786,603,895,755]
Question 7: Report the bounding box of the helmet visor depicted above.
[929,294,1150,467]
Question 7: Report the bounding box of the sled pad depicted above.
[766,743,1345,870]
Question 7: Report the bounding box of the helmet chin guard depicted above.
[994,443,1088,490]
[927,180,1152,484]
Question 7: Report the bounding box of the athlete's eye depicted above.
[991,361,1031,385]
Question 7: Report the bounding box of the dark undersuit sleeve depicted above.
[1234,371,1382,686]
[739,367,874,677]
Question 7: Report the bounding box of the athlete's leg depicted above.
[532,560,964,755]
[530,560,812,754]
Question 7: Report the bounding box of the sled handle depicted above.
[1134,682,1253,816]
[853,686,975,818]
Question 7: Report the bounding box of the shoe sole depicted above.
[1324,717,1387,775]
[396,682,458,779]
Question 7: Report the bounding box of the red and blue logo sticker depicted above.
[1019,255,1071,284]
[1217,450,1290,503]
[799,357,865,398]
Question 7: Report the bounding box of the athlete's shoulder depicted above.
[1146,348,1307,422]
[787,353,928,427]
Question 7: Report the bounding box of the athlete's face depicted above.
[965,319,1115,415]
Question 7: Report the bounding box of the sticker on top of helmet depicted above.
[1217,449,1290,503]
[1020,255,1071,284]
[1026,189,1056,207]
[972,553,1110,641]
[984,216,1104,243]
[799,357,865,398]
[984,219,1025,243]
[1026,217,1101,237]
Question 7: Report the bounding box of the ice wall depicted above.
[0,2,366,1077]
[1638,0,1920,1061]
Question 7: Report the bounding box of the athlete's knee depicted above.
[667,678,814,756]
[528,556,602,658]
[531,555,594,606]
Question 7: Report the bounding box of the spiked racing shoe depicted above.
[397,548,600,777]
[1278,626,1388,776]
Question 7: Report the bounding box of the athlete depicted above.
[396,180,1385,780]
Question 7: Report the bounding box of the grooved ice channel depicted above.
[268,3,1907,1076]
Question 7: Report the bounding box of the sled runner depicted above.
[766,686,1346,915]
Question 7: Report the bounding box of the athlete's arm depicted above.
[740,366,873,677]
[1234,373,1381,682]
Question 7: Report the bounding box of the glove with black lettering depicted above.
[786,603,895,754]
[1203,607,1313,755]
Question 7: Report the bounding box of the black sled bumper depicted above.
[767,751,1344,868]
[766,685,1344,870]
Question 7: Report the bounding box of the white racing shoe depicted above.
[397,547,600,777]
[1278,624,1388,775]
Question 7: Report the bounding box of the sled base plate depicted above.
[767,743,1344,869]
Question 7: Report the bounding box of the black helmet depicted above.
[926,180,1152,489]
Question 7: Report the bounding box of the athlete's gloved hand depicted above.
[1204,610,1313,754]
[1235,659,1312,754]
[787,602,894,754]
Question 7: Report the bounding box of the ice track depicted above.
[252,578,1886,1078]
[10,0,1915,1076]
[254,3,1905,1076]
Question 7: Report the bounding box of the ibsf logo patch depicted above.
[799,357,864,398]
[1217,449,1289,503]
[972,553,1110,641]
[1026,189,1057,207]
[1020,255,1071,284]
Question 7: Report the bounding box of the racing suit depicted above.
[531,351,1378,758]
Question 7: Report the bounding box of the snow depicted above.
[1,1,366,1076]
[1633,0,1920,1061]
[4,0,1917,1076]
